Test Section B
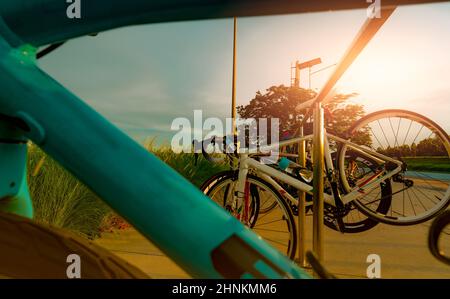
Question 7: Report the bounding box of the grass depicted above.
[25,140,450,239]
[144,140,229,187]
[27,142,228,239]
[28,146,111,239]
[403,157,450,173]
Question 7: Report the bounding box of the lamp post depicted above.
[293,58,335,268]
[292,57,322,89]
[292,57,321,267]
[231,17,237,135]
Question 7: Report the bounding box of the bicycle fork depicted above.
[0,115,33,218]
[234,154,251,225]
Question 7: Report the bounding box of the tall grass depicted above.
[144,140,229,187]
[27,141,228,239]
[28,145,110,239]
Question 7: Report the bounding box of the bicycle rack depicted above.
[295,6,399,276]
[297,125,308,267]
[296,104,325,277]
[312,103,325,267]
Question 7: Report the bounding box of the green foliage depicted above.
[416,137,447,156]
[237,85,315,134]
[378,136,447,157]
[28,145,110,239]
[27,142,226,238]
[237,85,371,146]
[145,140,229,187]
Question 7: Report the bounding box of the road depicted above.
[95,215,450,279]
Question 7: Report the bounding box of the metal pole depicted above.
[308,67,311,90]
[297,126,307,267]
[294,61,300,88]
[312,102,325,267]
[231,17,237,135]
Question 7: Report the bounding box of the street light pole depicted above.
[292,57,320,267]
[308,67,311,90]
[231,17,237,135]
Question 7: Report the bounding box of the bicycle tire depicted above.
[338,109,450,225]
[200,170,277,214]
[202,169,387,234]
[201,172,297,260]
[325,150,392,233]
[199,170,231,192]
[0,211,149,278]
[428,209,450,266]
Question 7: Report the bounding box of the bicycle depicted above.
[428,209,450,266]
[197,10,450,257]
[199,104,450,258]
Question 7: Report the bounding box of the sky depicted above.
[39,2,450,145]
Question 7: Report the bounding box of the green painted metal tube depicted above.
[0,140,33,218]
[0,36,309,278]
[0,113,33,218]
[0,0,444,47]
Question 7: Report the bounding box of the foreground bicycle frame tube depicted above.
[0,1,324,277]
[0,36,313,279]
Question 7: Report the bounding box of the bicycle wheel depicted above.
[201,172,297,259]
[0,211,148,278]
[201,170,278,214]
[199,170,230,193]
[271,153,390,234]
[428,209,450,266]
[338,109,450,225]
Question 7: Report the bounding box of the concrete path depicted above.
[95,217,450,279]
[95,229,190,278]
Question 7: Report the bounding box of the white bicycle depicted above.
[199,108,450,259]
[198,6,450,259]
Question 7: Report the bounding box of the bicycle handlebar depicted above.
[193,135,238,164]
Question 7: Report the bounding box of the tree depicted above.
[377,136,447,157]
[237,85,371,146]
[417,136,447,156]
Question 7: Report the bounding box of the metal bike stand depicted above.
[312,102,325,268]
[297,126,307,267]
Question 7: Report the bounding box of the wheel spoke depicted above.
[377,120,391,148]
[341,111,450,225]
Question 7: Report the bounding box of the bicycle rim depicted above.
[339,109,450,225]
[202,173,297,259]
